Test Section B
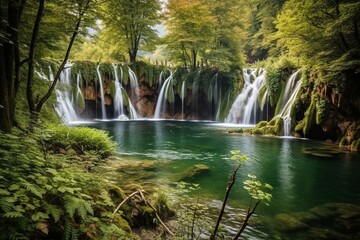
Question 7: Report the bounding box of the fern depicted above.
[45,204,62,222]
[3,211,24,218]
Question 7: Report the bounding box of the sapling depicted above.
[211,150,273,240]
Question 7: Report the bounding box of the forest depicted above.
[0,0,360,239]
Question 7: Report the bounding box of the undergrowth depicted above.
[0,125,132,240]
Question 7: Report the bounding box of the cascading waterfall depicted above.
[225,68,266,124]
[75,73,84,105]
[113,64,125,118]
[96,65,107,119]
[113,64,139,120]
[279,70,300,113]
[279,71,302,136]
[128,67,139,96]
[207,73,220,120]
[54,62,79,122]
[181,80,186,119]
[154,70,174,119]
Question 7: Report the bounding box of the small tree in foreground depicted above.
[211,150,273,240]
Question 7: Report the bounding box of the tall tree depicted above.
[102,0,161,63]
[0,0,26,132]
[206,0,249,70]
[164,0,215,68]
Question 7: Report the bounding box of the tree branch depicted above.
[35,0,91,113]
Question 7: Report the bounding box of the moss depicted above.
[303,98,316,136]
[350,138,360,151]
[295,120,305,132]
[266,68,282,107]
[251,128,264,135]
[316,99,329,124]
[228,128,244,134]
[108,184,126,204]
[257,121,268,128]
[339,137,348,147]
[113,214,132,233]
[153,192,175,219]
[139,205,156,227]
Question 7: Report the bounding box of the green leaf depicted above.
[3,211,24,218]
[31,211,49,221]
[9,184,20,191]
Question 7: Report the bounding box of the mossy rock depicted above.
[174,164,209,182]
[308,227,347,240]
[251,128,264,135]
[108,184,126,204]
[274,213,309,232]
[256,121,268,128]
[113,214,132,233]
[138,205,156,227]
[228,129,243,134]
[295,120,305,132]
[292,211,321,224]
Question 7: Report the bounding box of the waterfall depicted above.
[207,73,220,120]
[181,80,186,119]
[75,73,84,106]
[96,65,107,119]
[113,64,139,120]
[225,68,266,124]
[128,67,139,96]
[54,62,79,122]
[279,70,300,112]
[113,64,125,118]
[280,78,302,136]
[154,70,174,119]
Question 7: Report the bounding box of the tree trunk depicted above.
[0,46,12,132]
[191,48,197,69]
[0,0,25,132]
[26,0,45,113]
[210,163,241,240]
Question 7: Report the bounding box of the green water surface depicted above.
[88,120,360,239]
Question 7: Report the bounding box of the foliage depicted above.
[0,129,130,239]
[101,0,161,63]
[244,174,273,206]
[266,68,282,107]
[44,124,115,158]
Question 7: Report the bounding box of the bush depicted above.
[44,125,115,158]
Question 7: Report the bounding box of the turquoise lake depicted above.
[86,120,360,239]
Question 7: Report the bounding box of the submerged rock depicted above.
[274,213,309,232]
[308,227,347,240]
[174,164,209,182]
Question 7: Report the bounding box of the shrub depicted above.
[44,125,115,158]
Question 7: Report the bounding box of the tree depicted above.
[0,0,26,132]
[26,0,93,119]
[245,0,284,62]
[164,0,216,68]
[0,0,96,132]
[102,0,161,63]
[275,0,360,70]
[206,0,249,71]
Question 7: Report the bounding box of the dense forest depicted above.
[1,0,360,239]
